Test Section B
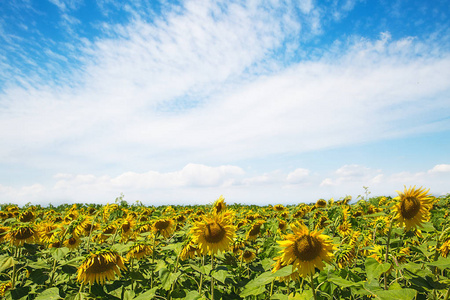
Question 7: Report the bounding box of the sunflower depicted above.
[277,222,335,278]
[0,227,9,243]
[337,220,352,237]
[153,219,175,238]
[180,242,201,260]
[213,195,227,215]
[7,224,38,246]
[393,186,433,231]
[274,204,285,212]
[37,222,62,245]
[77,250,127,285]
[272,256,299,282]
[0,281,12,297]
[64,236,81,250]
[439,239,450,258]
[278,220,287,232]
[190,213,236,255]
[126,243,153,260]
[247,220,264,241]
[315,199,327,208]
[74,217,99,237]
[241,250,256,263]
[336,245,357,268]
[120,216,136,241]
[369,245,385,263]
[49,241,62,248]
[18,211,35,222]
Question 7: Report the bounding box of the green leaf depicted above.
[271,294,288,300]
[373,288,417,300]
[365,257,390,282]
[240,270,275,297]
[419,222,435,232]
[327,276,363,288]
[427,256,450,269]
[184,291,204,300]
[51,248,69,260]
[132,287,158,300]
[272,265,293,278]
[211,269,228,284]
[159,268,181,290]
[34,287,62,300]
[0,255,14,272]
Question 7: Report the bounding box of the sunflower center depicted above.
[15,228,34,240]
[249,224,262,236]
[86,257,116,274]
[204,222,225,243]
[400,196,421,219]
[294,235,322,261]
[155,220,170,230]
[68,237,77,245]
[243,250,253,259]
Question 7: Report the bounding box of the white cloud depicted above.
[428,164,450,173]
[286,168,310,184]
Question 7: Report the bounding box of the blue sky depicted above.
[1,0,449,206]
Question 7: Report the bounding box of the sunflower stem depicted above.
[11,246,19,289]
[199,255,205,294]
[211,253,215,300]
[384,215,394,290]
[48,256,58,287]
[151,234,157,289]
[310,273,317,300]
[269,279,274,297]
[444,286,450,300]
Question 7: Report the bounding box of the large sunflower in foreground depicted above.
[393,186,433,231]
[190,213,236,255]
[77,250,127,285]
[277,222,335,278]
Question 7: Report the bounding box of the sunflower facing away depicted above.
[190,213,236,255]
[77,250,127,285]
[277,222,335,278]
[153,218,175,238]
[126,243,153,260]
[393,186,433,231]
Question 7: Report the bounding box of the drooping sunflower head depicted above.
[439,239,450,258]
[337,220,352,237]
[126,243,153,260]
[336,244,357,268]
[277,223,336,278]
[7,224,38,247]
[274,204,285,212]
[37,222,62,245]
[213,195,227,215]
[153,218,175,238]
[241,250,256,263]
[393,186,433,231]
[120,216,136,241]
[180,241,201,261]
[77,250,127,285]
[315,199,327,208]
[190,213,236,255]
[18,211,35,223]
[278,220,288,232]
[74,216,99,237]
[246,220,264,241]
[0,227,9,243]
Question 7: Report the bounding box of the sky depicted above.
[0,0,449,207]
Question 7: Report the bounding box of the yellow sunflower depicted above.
[247,220,264,241]
[120,216,136,241]
[393,186,433,231]
[180,242,201,260]
[274,204,285,212]
[213,195,227,215]
[337,220,352,237]
[7,224,38,246]
[0,227,9,243]
[0,281,12,297]
[153,219,175,238]
[241,250,256,263]
[18,211,35,223]
[74,216,99,237]
[278,220,288,232]
[64,236,82,250]
[126,243,153,260]
[315,199,327,208]
[77,250,127,285]
[439,239,450,258]
[277,222,335,278]
[190,213,236,255]
[37,222,62,245]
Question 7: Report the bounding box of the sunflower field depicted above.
[0,187,450,300]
